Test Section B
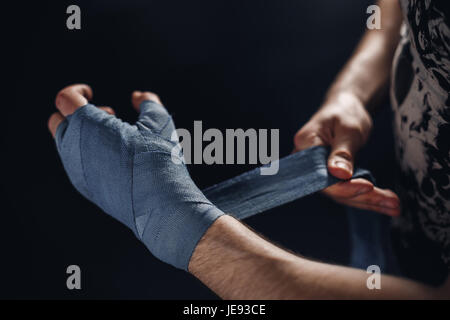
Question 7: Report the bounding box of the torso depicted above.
[390,0,450,284]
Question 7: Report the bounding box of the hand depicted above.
[48,84,224,270]
[293,93,400,216]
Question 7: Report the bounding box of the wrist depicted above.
[320,91,373,129]
[324,86,383,116]
[323,91,365,113]
[189,215,282,276]
[189,215,302,299]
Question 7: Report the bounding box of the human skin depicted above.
[190,0,448,299]
[47,0,447,300]
[190,215,449,299]
[48,85,449,299]
[294,0,403,216]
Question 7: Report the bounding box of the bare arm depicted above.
[325,0,403,112]
[189,215,447,299]
[293,0,404,214]
[189,1,443,300]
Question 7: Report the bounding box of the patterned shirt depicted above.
[390,0,450,284]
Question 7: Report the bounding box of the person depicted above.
[48,0,450,298]
[294,0,450,285]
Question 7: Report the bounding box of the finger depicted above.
[333,188,401,216]
[327,130,361,180]
[328,132,359,179]
[98,106,115,115]
[55,84,93,117]
[346,187,400,209]
[131,91,162,112]
[334,196,401,216]
[323,178,374,198]
[48,112,65,138]
[131,90,174,138]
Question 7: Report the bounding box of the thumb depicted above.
[328,130,362,180]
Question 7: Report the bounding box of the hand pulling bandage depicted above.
[55,101,374,270]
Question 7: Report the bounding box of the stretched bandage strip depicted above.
[204,146,374,220]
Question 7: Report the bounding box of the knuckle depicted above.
[55,90,71,107]
[337,120,367,142]
[143,92,159,101]
[294,129,319,147]
[303,131,319,142]
[294,128,309,140]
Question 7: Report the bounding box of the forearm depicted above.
[189,215,442,299]
[325,0,402,112]
[190,215,306,299]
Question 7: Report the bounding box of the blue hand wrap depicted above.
[56,101,224,270]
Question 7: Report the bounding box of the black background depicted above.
[4,0,397,299]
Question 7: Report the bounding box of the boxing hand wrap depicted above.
[204,146,373,220]
[55,101,224,270]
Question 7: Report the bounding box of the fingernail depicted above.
[380,200,399,209]
[334,160,351,172]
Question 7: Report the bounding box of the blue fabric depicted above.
[56,101,224,270]
[204,146,373,220]
[55,101,378,271]
[347,209,401,274]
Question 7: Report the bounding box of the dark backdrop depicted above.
[4,0,395,299]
